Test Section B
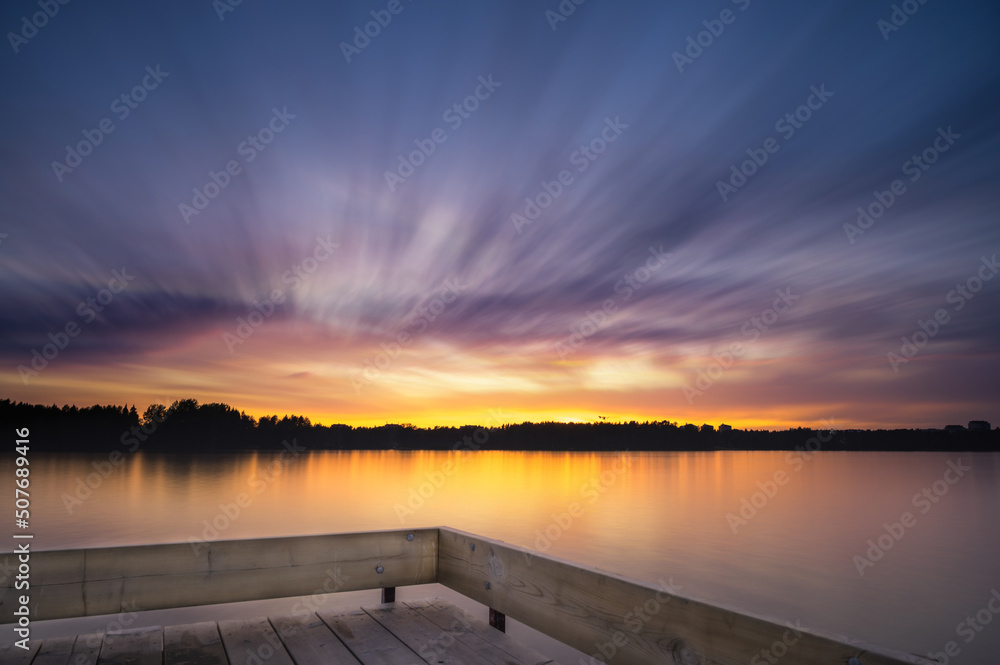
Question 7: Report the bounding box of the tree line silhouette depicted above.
[1,398,996,453]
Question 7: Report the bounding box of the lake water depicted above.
[5,449,1000,663]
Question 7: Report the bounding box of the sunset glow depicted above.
[2,2,997,430]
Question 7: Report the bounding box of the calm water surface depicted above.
[5,450,1000,663]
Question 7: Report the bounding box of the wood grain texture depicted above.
[29,636,76,665]
[319,609,425,665]
[269,612,361,665]
[218,617,294,665]
[0,640,40,665]
[2,529,436,621]
[364,603,493,665]
[164,621,227,665]
[0,527,933,665]
[407,598,556,665]
[437,526,931,665]
[0,601,554,665]
[97,627,162,665]
[61,632,104,665]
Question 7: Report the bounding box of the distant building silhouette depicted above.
[944,424,965,433]
[718,424,732,433]
[969,420,991,431]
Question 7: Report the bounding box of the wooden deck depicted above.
[0,598,558,665]
[1,527,933,665]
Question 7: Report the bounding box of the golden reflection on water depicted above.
[11,450,1000,662]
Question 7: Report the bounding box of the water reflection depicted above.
[11,450,1000,662]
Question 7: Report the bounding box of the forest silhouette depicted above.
[2,398,996,453]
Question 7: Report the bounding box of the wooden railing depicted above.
[2,527,931,665]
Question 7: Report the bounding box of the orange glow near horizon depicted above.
[2,320,993,431]
[0,364,944,432]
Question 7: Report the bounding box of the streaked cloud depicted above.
[1,1,998,428]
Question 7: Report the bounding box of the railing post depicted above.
[381,587,396,603]
[489,607,506,632]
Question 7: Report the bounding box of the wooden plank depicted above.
[97,626,162,665]
[268,613,360,665]
[164,622,227,665]
[31,634,105,665]
[318,609,424,665]
[218,617,293,665]
[0,639,40,665]
[3,529,437,621]
[364,603,493,665]
[59,632,103,665]
[32,636,77,665]
[407,599,555,665]
[0,526,936,665]
[437,527,931,665]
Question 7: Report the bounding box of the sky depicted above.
[1,0,998,429]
